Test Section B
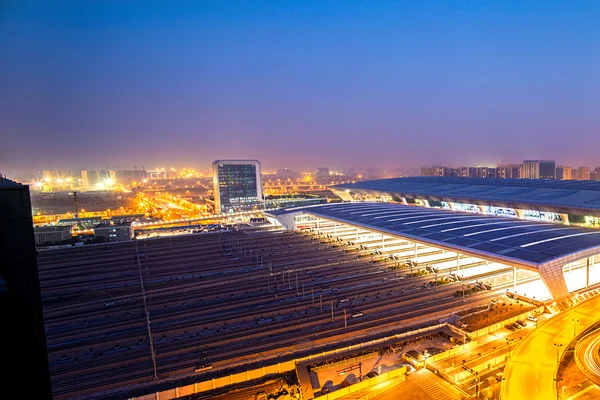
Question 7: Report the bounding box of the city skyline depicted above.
[2,1,600,172]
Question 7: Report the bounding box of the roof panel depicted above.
[334,177,600,216]
[272,202,600,267]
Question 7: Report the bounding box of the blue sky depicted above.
[1,1,599,172]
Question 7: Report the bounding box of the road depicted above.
[574,328,600,386]
[500,297,600,400]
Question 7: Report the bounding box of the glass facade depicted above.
[216,163,260,213]
[538,161,556,179]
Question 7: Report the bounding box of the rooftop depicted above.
[0,176,21,187]
[94,222,132,229]
[334,177,600,216]
[34,225,71,232]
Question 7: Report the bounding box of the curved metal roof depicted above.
[334,177,600,216]
[270,202,600,269]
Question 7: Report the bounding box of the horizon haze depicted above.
[1,1,599,173]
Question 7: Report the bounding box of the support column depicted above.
[539,263,570,299]
[587,257,590,287]
[355,228,358,242]
[448,202,456,210]
[456,253,460,272]
[381,234,384,251]
[422,199,430,207]
[400,197,408,205]
[515,209,525,219]
[414,242,418,262]
[513,267,517,290]
[559,213,570,225]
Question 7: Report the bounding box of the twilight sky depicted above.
[1,1,599,173]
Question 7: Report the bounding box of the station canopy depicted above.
[333,177,600,217]
[268,202,600,269]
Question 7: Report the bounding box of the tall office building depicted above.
[212,160,263,213]
[556,166,572,180]
[0,177,52,399]
[521,160,556,179]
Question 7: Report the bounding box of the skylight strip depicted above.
[489,227,570,242]
[462,223,552,236]
[520,232,600,248]
[408,216,478,227]
[442,220,516,233]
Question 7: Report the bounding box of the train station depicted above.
[266,201,600,300]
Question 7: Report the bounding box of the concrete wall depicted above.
[131,324,445,400]
[467,305,545,339]
[316,367,406,400]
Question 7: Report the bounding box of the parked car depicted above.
[516,320,527,327]
[527,315,538,322]
[505,324,516,332]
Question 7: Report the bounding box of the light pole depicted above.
[573,318,579,338]
[554,343,563,364]
[434,273,437,291]
[506,338,514,358]
[493,346,497,365]
[462,284,465,302]
[331,300,334,321]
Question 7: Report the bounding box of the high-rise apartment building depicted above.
[0,177,52,399]
[556,166,572,180]
[212,160,263,213]
[521,160,556,179]
[497,164,521,179]
[574,166,590,181]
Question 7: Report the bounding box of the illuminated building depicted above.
[556,166,572,180]
[81,170,89,187]
[94,222,133,242]
[212,160,263,213]
[497,164,521,179]
[0,177,52,399]
[521,160,556,179]
[574,166,590,181]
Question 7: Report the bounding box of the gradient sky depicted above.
[1,1,599,173]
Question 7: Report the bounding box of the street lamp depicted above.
[554,343,563,364]
[506,338,514,358]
